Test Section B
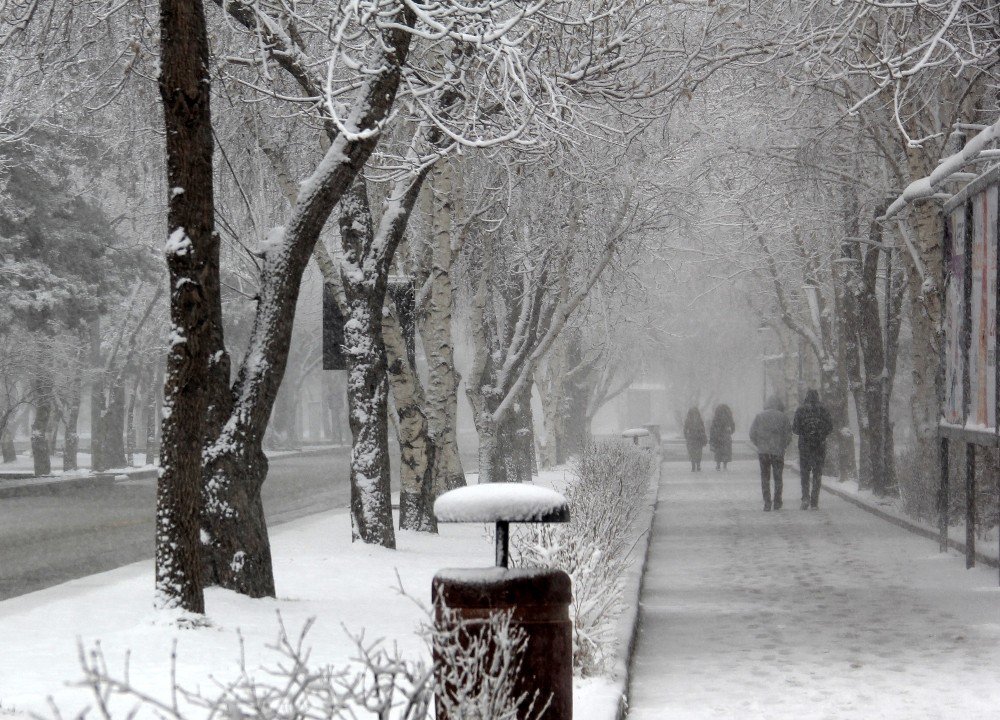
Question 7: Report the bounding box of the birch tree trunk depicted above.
[904,185,944,489]
[385,304,437,532]
[420,161,466,495]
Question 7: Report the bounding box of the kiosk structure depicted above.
[939,164,1000,581]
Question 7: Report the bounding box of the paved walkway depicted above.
[628,461,1000,720]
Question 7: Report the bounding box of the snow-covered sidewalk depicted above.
[627,460,1000,720]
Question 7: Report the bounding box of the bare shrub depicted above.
[49,607,546,720]
[433,605,548,720]
[511,441,652,676]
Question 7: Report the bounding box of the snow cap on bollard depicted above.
[622,427,650,445]
[434,483,569,568]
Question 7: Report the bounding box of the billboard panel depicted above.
[943,203,966,424]
[969,186,998,428]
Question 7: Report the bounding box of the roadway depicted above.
[0,448,360,601]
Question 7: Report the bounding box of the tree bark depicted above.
[419,161,467,494]
[30,376,51,477]
[154,0,215,614]
[102,379,128,469]
[511,380,536,480]
[126,378,140,467]
[145,362,162,466]
[904,187,944,494]
[339,178,396,548]
[538,344,566,469]
[1,430,15,463]
[89,314,106,472]
[385,303,437,533]
[64,388,81,472]
[197,8,417,589]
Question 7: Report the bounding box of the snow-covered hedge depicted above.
[511,442,652,676]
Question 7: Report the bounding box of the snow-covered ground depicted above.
[628,460,1000,720]
[0,466,632,720]
[821,474,999,564]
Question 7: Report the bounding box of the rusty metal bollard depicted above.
[434,484,571,719]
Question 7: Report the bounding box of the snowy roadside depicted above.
[0,445,347,477]
[818,475,999,567]
[0,460,656,719]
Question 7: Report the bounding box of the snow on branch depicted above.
[883,121,1000,220]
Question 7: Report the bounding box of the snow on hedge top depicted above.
[621,428,650,438]
[435,484,569,523]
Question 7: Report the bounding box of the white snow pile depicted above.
[434,483,569,523]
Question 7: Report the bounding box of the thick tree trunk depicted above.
[47,405,61,458]
[103,380,128,469]
[201,445,274,596]
[385,305,437,533]
[511,381,536,480]
[154,0,216,613]
[538,347,566,469]
[340,178,396,548]
[420,161,466,494]
[1,430,15,463]
[30,377,51,477]
[195,9,417,584]
[126,379,140,467]
[64,398,80,472]
[479,410,527,483]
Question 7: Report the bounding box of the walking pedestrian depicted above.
[683,406,707,472]
[792,389,833,510]
[749,396,791,511]
[709,404,736,470]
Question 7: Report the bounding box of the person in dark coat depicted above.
[683,406,707,472]
[749,396,792,511]
[709,404,736,470]
[792,389,834,510]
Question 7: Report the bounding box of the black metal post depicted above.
[966,442,976,569]
[939,436,949,552]
[495,520,509,568]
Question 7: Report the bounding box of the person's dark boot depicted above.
[801,499,809,510]
[773,499,782,510]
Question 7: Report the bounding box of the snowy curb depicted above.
[613,451,663,720]
[819,479,999,570]
[0,472,120,498]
